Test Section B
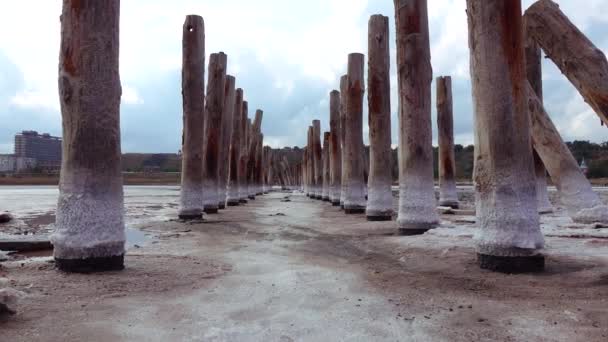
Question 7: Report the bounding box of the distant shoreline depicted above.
[0,173,180,186]
[1,174,606,187]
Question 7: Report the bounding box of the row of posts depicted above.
[179,15,271,220]
[52,0,608,274]
[301,0,608,273]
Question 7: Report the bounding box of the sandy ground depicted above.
[1,191,608,341]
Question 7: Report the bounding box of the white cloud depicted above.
[122,85,145,106]
[9,90,59,112]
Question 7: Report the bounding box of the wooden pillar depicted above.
[525,0,608,126]
[307,126,314,197]
[339,75,348,208]
[178,15,205,221]
[202,52,227,214]
[312,120,323,200]
[524,34,553,214]
[218,75,236,210]
[247,110,263,199]
[366,15,393,221]
[436,76,459,209]
[528,83,608,224]
[329,90,342,206]
[467,0,544,273]
[227,88,243,206]
[394,0,439,234]
[303,147,308,194]
[322,132,331,201]
[256,134,264,195]
[238,102,249,203]
[54,0,125,272]
[344,53,367,214]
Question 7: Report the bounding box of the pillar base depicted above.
[179,213,203,220]
[477,254,545,274]
[204,208,219,214]
[55,254,124,273]
[227,201,240,207]
[398,228,430,236]
[345,207,366,214]
[367,215,393,222]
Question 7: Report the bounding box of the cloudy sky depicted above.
[0,0,606,153]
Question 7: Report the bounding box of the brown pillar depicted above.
[227,88,243,206]
[306,127,314,197]
[394,0,439,234]
[54,0,125,272]
[366,15,393,221]
[238,102,249,203]
[329,90,342,206]
[218,75,236,210]
[339,75,348,208]
[436,76,459,209]
[256,133,264,195]
[467,0,544,273]
[525,33,553,214]
[178,15,205,221]
[202,52,227,214]
[303,147,308,194]
[528,83,608,224]
[247,110,263,199]
[245,118,253,199]
[344,53,367,214]
[322,132,331,201]
[525,0,608,126]
[312,120,323,200]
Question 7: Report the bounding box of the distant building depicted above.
[14,131,62,170]
[0,155,37,173]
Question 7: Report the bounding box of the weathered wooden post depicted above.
[238,101,249,203]
[436,76,460,209]
[525,35,553,214]
[247,111,263,199]
[467,0,545,272]
[256,134,264,195]
[178,15,205,221]
[525,0,608,126]
[344,53,367,214]
[329,90,342,206]
[246,118,255,199]
[306,126,314,197]
[218,75,236,209]
[312,120,323,200]
[394,0,439,234]
[339,75,348,208]
[528,84,608,223]
[202,52,227,214]
[227,88,243,206]
[302,147,308,195]
[322,132,331,201]
[263,146,272,193]
[366,15,393,221]
[54,0,125,272]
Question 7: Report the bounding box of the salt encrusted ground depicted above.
[1,189,607,341]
